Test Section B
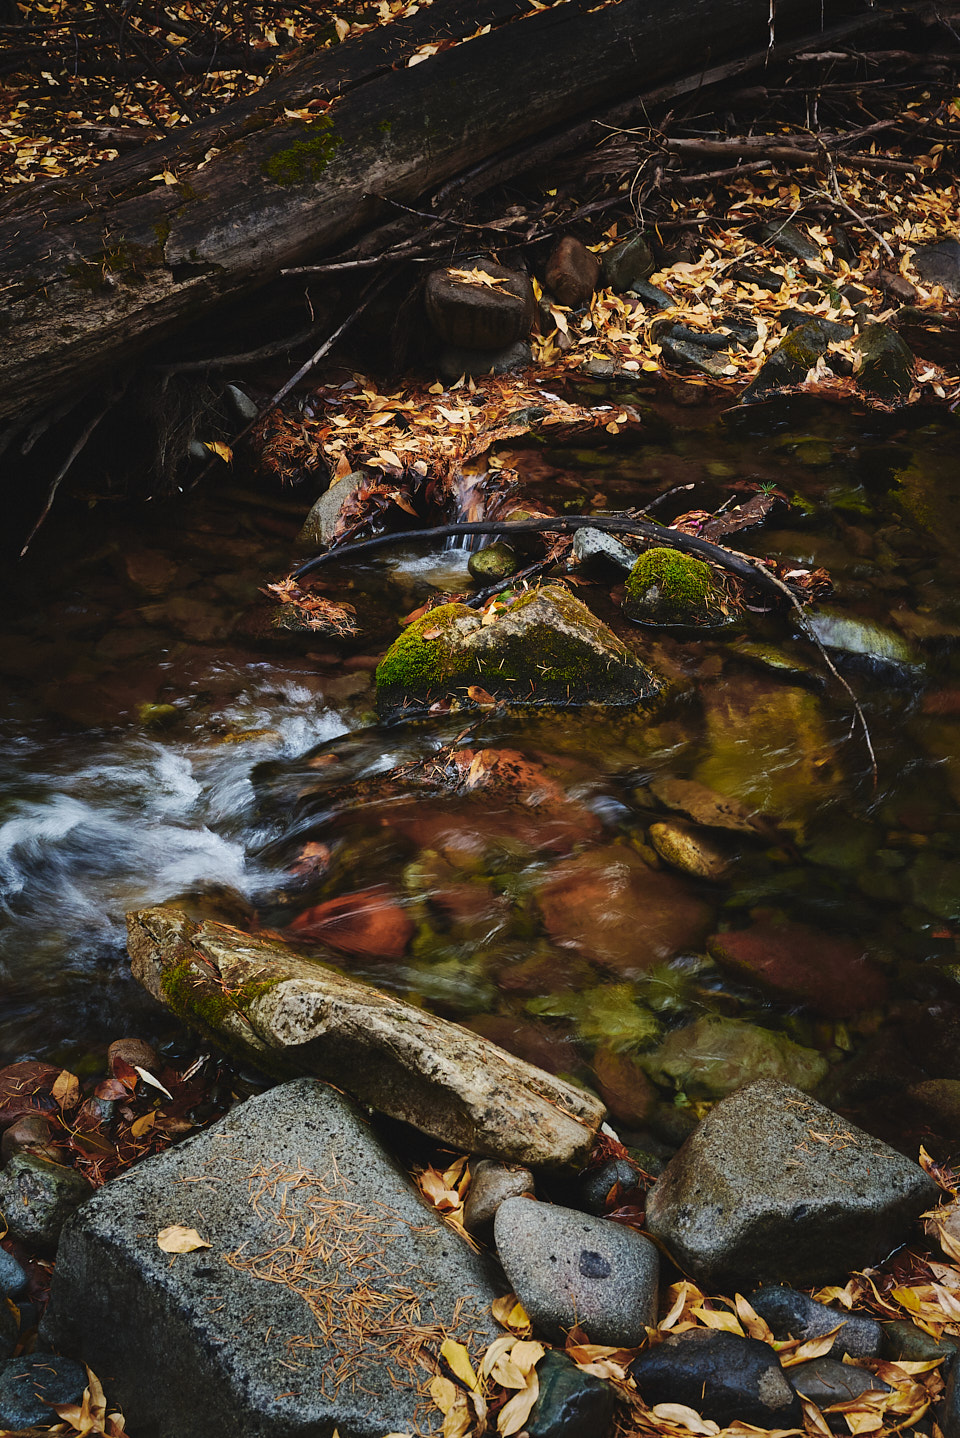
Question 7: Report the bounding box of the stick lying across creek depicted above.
[292,515,786,600]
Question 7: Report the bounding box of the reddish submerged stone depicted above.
[708,919,888,1017]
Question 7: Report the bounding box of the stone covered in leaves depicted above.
[425,261,536,350]
[645,1079,937,1289]
[375,583,661,718]
[43,1078,502,1438]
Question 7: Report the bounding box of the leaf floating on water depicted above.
[157,1224,211,1253]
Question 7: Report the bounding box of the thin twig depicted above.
[189,272,393,489]
[19,392,118,558]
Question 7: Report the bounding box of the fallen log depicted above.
[0,0,920,437]
[127,904,606,1169]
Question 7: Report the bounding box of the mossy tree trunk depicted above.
[0,0,915,437]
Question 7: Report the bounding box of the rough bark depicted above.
[0,0,916,431]
[127,904,606,1169]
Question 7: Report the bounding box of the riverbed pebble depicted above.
[0,1250,27,1300]
[748,1284,882,1359]
[494,1195,658,1346]
[788,1356,891,1407]
[0,1353,87,1429]
[527,1349,618,1438]
[0,1153,90,1251]
[629,1329,802,1428]
[462,1159,534,1237]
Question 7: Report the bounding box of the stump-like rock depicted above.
[425,261,535,350]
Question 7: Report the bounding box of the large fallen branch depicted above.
[0,0,919,438]
[127,905,606,1169]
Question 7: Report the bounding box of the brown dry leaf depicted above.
[442,1391,473,1438]
[52,1069,81,1111]
[422,627,443,641]
[691,1304,745,1336]
[465,686,496,705]
[419,1166,462,1212]
[134,1067,173,1100]
[779,1330,840,1367]
[497,1371,539,1436]
[441,1337,479,1391]
[157,1224,211,1254]
[734,1293,775,1343]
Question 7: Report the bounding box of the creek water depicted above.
[3,382,960,1159]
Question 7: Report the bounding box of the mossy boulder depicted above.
[854,322,916,407]
[742,318,851,402]
[375,583,661,719]
[624,547,725,627]
[643,1015,828,1100]
[468,542,518,582]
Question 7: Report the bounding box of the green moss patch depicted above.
[262,116,342,185]
[625,547,722,625]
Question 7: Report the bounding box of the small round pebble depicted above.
[0,1250,28,1300]
[108,1037,158,1075]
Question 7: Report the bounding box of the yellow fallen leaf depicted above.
[52,1069,80,1111]
[651,1404,721,1435]
[691,1304,744,1335]
[497,1372,538,1436]
[441,1338,479,1391]
[130,1111,156,1138]
[492,1295,531,1333]
[780,1330,840,1366]
[430,1375,460,1414]
[157,1225,211,1254]
[510,1340,544,1376]
[202,440,233,463]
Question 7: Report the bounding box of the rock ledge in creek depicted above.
[645,1079,936,1289]
[127,906,604,1170]
[42,1078,501,1438]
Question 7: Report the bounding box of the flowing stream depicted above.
[3,382,960,1158]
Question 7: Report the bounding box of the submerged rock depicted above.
[535,844,714,973]
[805,610,915,666]
[648,819,733,881]
[624,547,726,627]
[694,676,838,834]
[707,919,888,1017]
[748,1285,883,1360]
[43,1079,501,1438]
[643,1016,827,1099]
[630,1329,802,1429]
[494,1196,658,1346]
[645,1079,937,1288]
[375,583,662,718]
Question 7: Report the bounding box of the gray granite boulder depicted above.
[571,529,636,576]
[0,1153,90,1251]
[748,1285,882,1360]
[629,1330,802,1428]
[645,1080,936,1289]
[494,1196,658,1346]
[298,471,365,550]
[42,1078,500,1438]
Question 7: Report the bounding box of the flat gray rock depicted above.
[42,1078,501,1438]
[494,1196,658,1346]
[629,1330,801,1429]
[645,1080,936,1289]
[789,1356,890,1405]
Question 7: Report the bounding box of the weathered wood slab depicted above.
[127,904,605,1169]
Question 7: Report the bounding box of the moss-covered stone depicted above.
[262,116,342,185]
[375,584,661,719]
[624,547,724,626]
[468,542,517,582]
[855,322,916,406]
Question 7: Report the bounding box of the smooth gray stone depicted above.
[659,335,732,378]
[882,1318,960,1364]
[628,279,672,309]
[855,322,916,406]
[760,220,823,265]
[462,1159,534,1236]
[789,1356,891,1405]
[748,1285,882,1359]
[645,1079,936,1290]
[0,1154,90,1252]
[630,1329,802,1429]
[602,233,654,292]
[42,1078,500,1438]
[0,1249,28,1299]
[571,528,636,576]
[437,340,532,382]
[298,471,365,549]
[0,1353,86,1429]
[579,1158,641,1216]
[494,1196,658,1347]
[805,610,914,666]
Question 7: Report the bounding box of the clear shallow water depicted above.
[3,390,960,1158]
